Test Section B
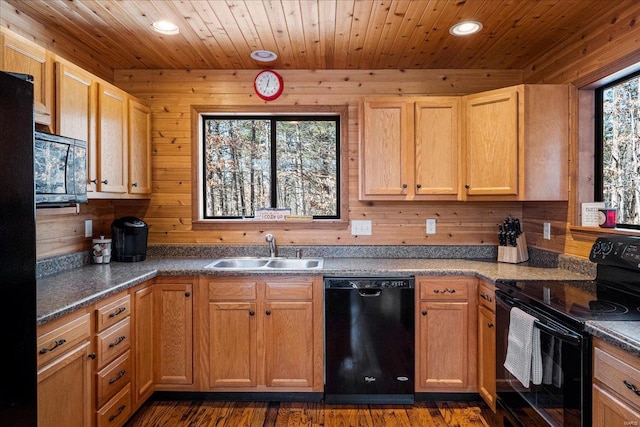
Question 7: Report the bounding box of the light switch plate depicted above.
[351,220,372,236]
[85,220,93,238]
[543,222,551,240]
[426,219,436,234]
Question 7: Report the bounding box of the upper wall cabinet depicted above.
[128,99,152,195]
[359,97,460,201]
[0,28,53,126]
[462,84,569,201]
[97,82,129,194]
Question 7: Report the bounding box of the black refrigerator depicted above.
[0,71,38,425]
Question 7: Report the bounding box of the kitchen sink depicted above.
[205,257,323,270]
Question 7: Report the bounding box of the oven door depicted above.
[495,290,591,427]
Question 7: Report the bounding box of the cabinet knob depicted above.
[132,182,138,187]
[184,292,191,297]
[266,310,271,316]
[90,179,98,184]
[88,352,96,360]
[421,310,427,316]
[416,184,422,189]
[465,184,470,189]
[402,183,408,189]
[249,311,255,316]
[101,179,109,185]
[488,322,494,328]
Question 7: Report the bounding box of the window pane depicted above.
[203,119,271,217]
[601,76,640,225]
[275,120,338,216]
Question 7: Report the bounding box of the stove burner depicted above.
[569,299,629,316]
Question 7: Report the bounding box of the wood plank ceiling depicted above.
[1,0,637,72]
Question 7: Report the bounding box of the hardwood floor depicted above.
[125,400,497,427]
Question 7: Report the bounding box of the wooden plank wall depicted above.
[522,4,640,258]
[114,69,525,247]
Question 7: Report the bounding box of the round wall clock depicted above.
[254,70,283,101]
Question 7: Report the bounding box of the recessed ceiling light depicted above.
[151,20,180,35]
[250,50,278,62]
[449,21,483,36]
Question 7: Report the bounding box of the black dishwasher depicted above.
[324,276,415,404]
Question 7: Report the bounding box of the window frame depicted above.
[595,69,640,229]
[191,105,349,230]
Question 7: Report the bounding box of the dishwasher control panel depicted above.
[324,276,414,289]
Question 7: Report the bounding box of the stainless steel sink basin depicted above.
[205,257,323,270]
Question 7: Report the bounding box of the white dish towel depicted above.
[503,307,543,388]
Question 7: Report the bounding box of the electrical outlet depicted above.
[426,219,436,234]
[543,222,551,240]
[351,220,372,236]
[84,219,93,238]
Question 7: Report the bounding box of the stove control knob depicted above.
[592,241,602,254]
[602,242,614,255]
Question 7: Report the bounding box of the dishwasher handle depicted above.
[358,289,382,297]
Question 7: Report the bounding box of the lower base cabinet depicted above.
[206,276,323,392]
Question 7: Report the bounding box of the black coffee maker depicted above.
[111,216,148,262]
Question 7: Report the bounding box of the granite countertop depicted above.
[36,256,593,325]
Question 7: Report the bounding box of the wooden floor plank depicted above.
[125,400,495,427]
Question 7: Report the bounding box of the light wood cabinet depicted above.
[97,82,128,194]
[55,61,97,192]
[128,98,152,195]
[359,97,459,201]
[37,311,93,427]
[593,338,640,426]
[477,281,496,412]
[206,276,323,392]
[132,285,154,406]
[154,278,194,387]
[462,84,568,201]
[0,28,53,126]
[416,276,477,392]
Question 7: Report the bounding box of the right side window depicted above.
[597,71,640,228]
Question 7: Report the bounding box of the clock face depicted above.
[254,70,283,101]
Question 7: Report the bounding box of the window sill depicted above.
[192,218,349,231]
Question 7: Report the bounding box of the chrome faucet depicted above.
[265,233,278,258]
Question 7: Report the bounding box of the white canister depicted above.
[92,235,112,264]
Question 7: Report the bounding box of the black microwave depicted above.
[34,131,88,206]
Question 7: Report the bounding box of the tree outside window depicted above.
[598,72,640,227]
[202,115,339,219]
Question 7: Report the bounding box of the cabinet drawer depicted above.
[208,279,257,300]
[478,282,496,311]
[37,312,91,367]
[594,343,640,408]
[419,278,471,300]
[97,384,132,427]
[96,294,131,332]
[265,278,313,300]
[96,350,131,408]
[96,317,130,368]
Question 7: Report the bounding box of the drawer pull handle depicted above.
[433,288,456,294]
[109,336,126,348]
[108,307,126,318]
[623,380,640,396]
[109,370,127,385]
[39,339,66,354]
[108,404,126,422]
[480,293,493,302]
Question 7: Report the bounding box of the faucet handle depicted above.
[296,249,303,259]
[265,233,274,242]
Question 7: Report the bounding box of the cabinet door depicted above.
[593,384,640,427]
[264,301,314,388]
[464,88,518,196]
[128,98,152,194]
[417,301,468,389]
[209,301,257,388]
[478,305,496,412]
[414,98,459,198]
[97,83,127,193]
[133,286,154,404]
[37,341,93,427]
[56,62,96,192]
[154,282,193,385]
[1,29,52,125]
[360,100,412,199]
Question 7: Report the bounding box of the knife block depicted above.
[497,233,529,264]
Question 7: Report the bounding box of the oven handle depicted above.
[495,290,582,346]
